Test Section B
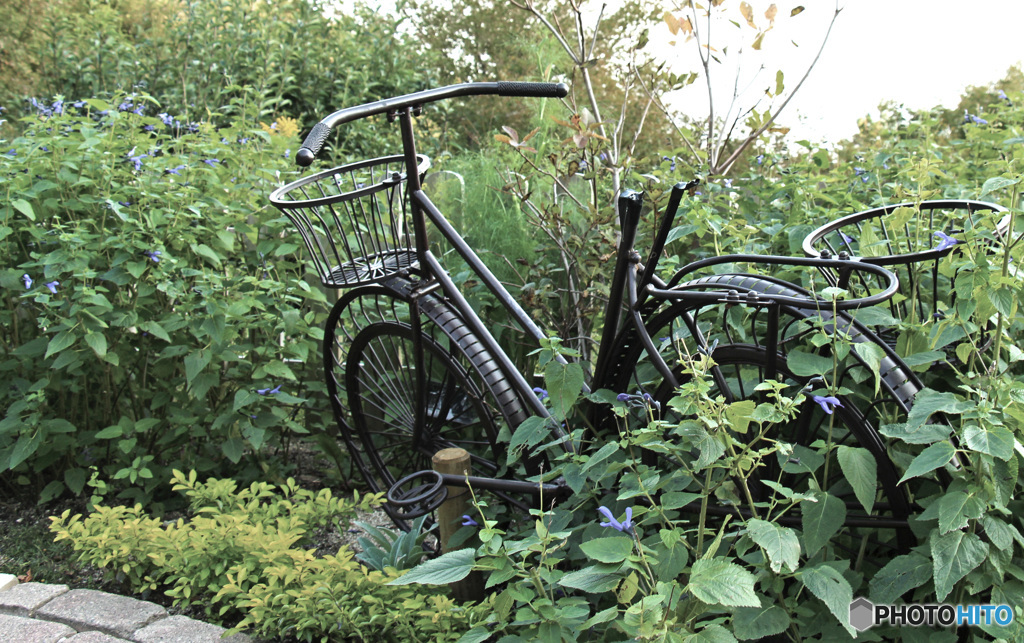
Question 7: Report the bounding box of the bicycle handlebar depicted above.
[296,81,569,166]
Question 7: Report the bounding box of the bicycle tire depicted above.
[323,277,530,528]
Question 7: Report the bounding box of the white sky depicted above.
[342,0,1024,143]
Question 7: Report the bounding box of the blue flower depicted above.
[812,395,843,415]
[143,250,161,263]
[256,384,282,395]
[127,147,147,171]
[44,281,59,294]
[998,90,1008,101]
[756,154,765,165]
[461,515,478,527]
[598,506,634,533]
[533,387,548,401]
[158,113,174,126]
[165,165,186,176]
[118,201,131,207]
[616,393,631,402]
[203,158,220,167]
[5,149,14,156]
[284,149,290,159]
[963,109,988,125]
[22,274,32,289]
[933,231,958,251]
[839,231,855,246]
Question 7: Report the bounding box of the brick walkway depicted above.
[0,574,254,642]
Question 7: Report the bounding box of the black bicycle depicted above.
[270,81,1006,563]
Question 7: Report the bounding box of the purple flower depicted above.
[127,147,147,171]
[71,100,86,109]
[203,158,220,167]
[118,201,131,207]
[256,384,282,395]
[616,393,631,402]
[143,250,161,263]
[812,395,843,415]
[165,165,186,176]
[44,281,59,294]
[933,231,958,252]
[839,231,855,246]
[6,149,16,156]
[963,109,988,125]
[533,387,548,401]
[284,149,290,159]
[158,113,174,126]
[598,506,634,533]
[22,274,32,289]
[461,515,478,527]
[756,154,765,165]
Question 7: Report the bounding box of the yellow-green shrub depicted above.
[51,471,489,642]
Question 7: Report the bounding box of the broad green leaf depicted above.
[221,438,244,464]
[9,432,43,470]
[388,548,476,585]
[84,332,107,358]
[456,627,491,643]
[544,361,585,420]
[683,624,738,642]
[94,425,123,440]
[11,198,35,221]
[733,604,790,641]
[852,341,885,394]
[745,519,800,573]
[937,491,984,534]
[686,558,759,607]
[581,441,619,473]
[725,400,756,434]
[558,566,621,593]
[990,288,1016,317]
[979,515,1023,552]
[580,537,634,564]
[581,606,619,629]
[868,552,932,604]
[192,243,223,268]
[506,416,550,465]
[964,424,1014,461]
[898,441,956,485]
[904,389,973,433]
[184,350,212,387]
[836,446,876,514]
[931,530,988,601]
[45,330,77,359]
[800,563,854,636]
[786,350,833,377]
[980,175,1020,199]
[64,468,87,495]
[878,422,951,445]
[801,490,845,557]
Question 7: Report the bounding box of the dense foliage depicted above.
[5,0,1024,639]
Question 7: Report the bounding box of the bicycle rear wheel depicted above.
[323,277,530,529]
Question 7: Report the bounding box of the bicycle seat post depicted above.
[395,107,430,263]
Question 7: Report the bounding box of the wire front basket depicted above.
[802,200,1008,346]
[270,154,431,288]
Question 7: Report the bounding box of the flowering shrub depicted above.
[0,93,328,503]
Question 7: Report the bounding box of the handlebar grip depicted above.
[296,121,332,167]
[496,81,569,98]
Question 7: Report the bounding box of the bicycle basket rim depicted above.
[801,199,1008,267]
[268,154,431,208]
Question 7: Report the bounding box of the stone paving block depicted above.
[0,573,17,592]
[0,612,75,642]
[65,632,134,642]
[0,581,69,616]
[35,588,167,639]
[132,614,254,643]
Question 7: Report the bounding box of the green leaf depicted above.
[852,341,885,394]
[683,624,738,642]
[45,330,77,359]
[192,243,223,268]
[388,548,476,585]
[931,530,988,601]
[898,441,956,485]
[801,490,846,557]
[990,288,1016,317]
[964,424,1014,461]
[64,468,87,495]
[184,350,212,387]
[937,491,984,534]
[745,519,800,573]
[544,361,584,420]
[878,422,951,445]
[725,400,756,434]
[733,604,790,641]
[836,446,876,514]
[221,438,244,464]
[506,416,550,465]
[800,564,854,636]
[84,333,107,358]
[11,199,35,221]
[904,389,973,434]
[686,558,759,607]
[94,425,123,439]
[558,566,621,593]
[868,552,932,604]
[580,537,634,564]
[786,350,833,377]
[980,175,1020,199]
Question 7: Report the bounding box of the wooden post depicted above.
[432,447,484,602]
